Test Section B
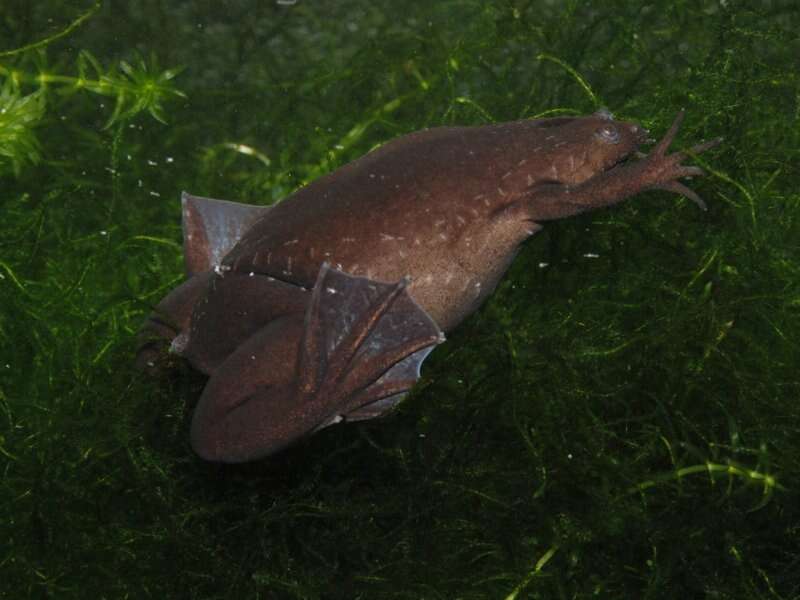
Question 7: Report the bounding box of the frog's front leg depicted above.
[508,110,721,223]
[190,264,443,462]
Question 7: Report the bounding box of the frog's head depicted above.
[520,109,648,188]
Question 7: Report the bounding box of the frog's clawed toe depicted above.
[655,181,707,211]
[645,112,721,209]
[652,109,687,157]
[687,136,724,156]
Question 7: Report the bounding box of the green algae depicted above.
[1,1,799,598]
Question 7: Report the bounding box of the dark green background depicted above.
[2,1,798,598]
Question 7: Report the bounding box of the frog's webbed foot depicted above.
[298,263,444,428]
[190,263,443,462]
[644,110,723,210]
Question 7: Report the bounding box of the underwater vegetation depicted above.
[1,1,799,598]
[0,52,183,175]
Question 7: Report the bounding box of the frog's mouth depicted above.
[610,146,643,169]
[606,126,649,171]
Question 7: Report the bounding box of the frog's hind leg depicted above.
[190,263,444,462]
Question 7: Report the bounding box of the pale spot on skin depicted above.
[497,187,506,197]
[342,237,356,243]
[501,171,512,180]
[473,193,485,201]
[455,215,466,226]
[439,233,448,241]
[283,239,299,246]
[435,219,446,227]
[527,174,534,186]
[517,158,527,166]
[554,141,566,148]
[414,238,421,245]
[380,233,396,241]
[326,286,337,294]
[170,333,188,354]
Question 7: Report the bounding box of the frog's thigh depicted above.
[189,265,442,463]
[183,272,307,373]
[190,313,306,462]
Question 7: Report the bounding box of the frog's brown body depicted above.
[138,110,719,462]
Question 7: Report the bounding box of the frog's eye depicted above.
[595,123,621,144]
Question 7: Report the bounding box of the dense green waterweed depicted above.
[1,1,799,598]
[0,49,184,175]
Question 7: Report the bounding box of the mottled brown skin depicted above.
[138,110,719,462]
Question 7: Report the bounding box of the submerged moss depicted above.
[1,1,799,598]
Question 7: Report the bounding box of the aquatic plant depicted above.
[2,1,799,599]
[0,13,184,176]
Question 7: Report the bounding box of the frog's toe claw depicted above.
[656,181,707,211]
[688,137,723,156]
[652,110,686,156]
[678,165,705,178]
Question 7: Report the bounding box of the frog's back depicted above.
[223,121,554,287]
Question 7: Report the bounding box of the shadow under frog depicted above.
[137,110,719,463]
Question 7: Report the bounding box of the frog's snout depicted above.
[629,122,649,145]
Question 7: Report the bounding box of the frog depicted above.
[137,109,720,462]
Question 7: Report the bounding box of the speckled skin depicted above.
[138,110,719,462]
[226,114,642,332]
